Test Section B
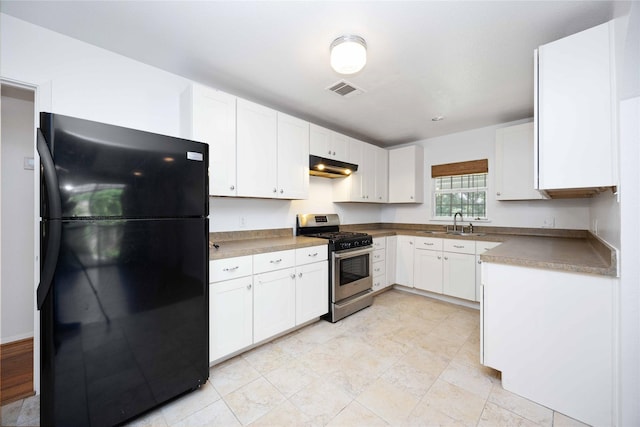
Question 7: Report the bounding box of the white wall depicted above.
[1,90,35,343]
[381,120,591,229]
[0,13,189,138]
[210,176,382,232]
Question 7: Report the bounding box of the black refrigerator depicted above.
[37,113,209,426]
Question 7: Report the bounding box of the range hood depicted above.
[309,155,358,178]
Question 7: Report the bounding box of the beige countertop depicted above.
[209,226,617,277]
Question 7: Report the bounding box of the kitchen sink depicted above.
[417,230,486,237]
[417,231,447,235]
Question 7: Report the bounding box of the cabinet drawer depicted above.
[476,241,502,255]
[373,261,386,277]
[254,249,296,274]
[372,237,386,250]
[295,245,328,265]
[415,237,443,251]
[210,255,253,283]
[372,249,385,263]
[443,239,475,254]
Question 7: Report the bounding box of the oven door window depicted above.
[339,253,370,287]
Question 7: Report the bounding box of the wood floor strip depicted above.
[0,337,34,405]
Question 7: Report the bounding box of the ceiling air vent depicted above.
[327,80,364,98]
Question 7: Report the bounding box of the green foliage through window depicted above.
[434,173,487,219]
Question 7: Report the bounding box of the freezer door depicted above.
[40,218,209,427]
[39,113,208,219]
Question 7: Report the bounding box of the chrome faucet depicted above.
[453,212,463,232]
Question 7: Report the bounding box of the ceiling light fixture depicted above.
[330,35,367,74]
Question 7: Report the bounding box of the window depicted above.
[433,173,488,219]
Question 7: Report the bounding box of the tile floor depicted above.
[1,290,591,427]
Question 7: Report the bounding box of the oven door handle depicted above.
[333,247,373,259]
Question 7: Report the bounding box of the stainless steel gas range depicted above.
[296,214,373,322]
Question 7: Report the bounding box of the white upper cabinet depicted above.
[495,122,545,200]
[180,84,237,197]
[236,99,278,198]
[388,145,424,203]
[236,99,309,199]
[535,21,616,193]
[374,146,389,203]
[309,124,348,161]
[333,139,384,203]
[277,112,309,199]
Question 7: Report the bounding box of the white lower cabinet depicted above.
[475,241,502,302]
[295,261,328,325]
[385,236,397,287]
[209,276,253,363]
[443,252,476,300]
[253,267,297,343]
[209,246,328,363]
[395,235,415,286]
[414,247,443,293]
[372,237,387,292]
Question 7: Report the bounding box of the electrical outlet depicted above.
[543,217,555,228]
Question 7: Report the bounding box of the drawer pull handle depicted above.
[270,259,283,264]
[437,256,442,260]
[308,252,318,257]
[424,243,434,246]
[453,245,464,248]
[223,266,239,272]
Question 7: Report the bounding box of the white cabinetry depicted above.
[180,84,237,196]
[209,256,254,363]
[481,262,614,427]
[276,113,310,199]
[236,99,278,198]
[237,100,309,199]
[495,122,544,200]
[333,139,383,203]
[309,124,348,160]
[395,235,415,286]
[385,236,397,287]
[388,145,424,203]
[253,267,296,342]
[372,237,387,292]
[442,240,476,301]
[414,237,443,294]
[535,21,616,193]
[374,147,389,202]
[295,245,329,324]
[475,241,502,302]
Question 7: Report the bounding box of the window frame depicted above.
[431,172,489,221]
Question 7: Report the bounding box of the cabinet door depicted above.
[330,131,348,161]
[277,113,309,199]
[295,261,328,324]
[414,249,443,293]
[537,22,615,190]
[443,252,476,300]
[348,138,364,200]
[495,122,544,200]
[183,84,237,197]
[253,267,296,342]
[309,124,331,158]
[385,236,397,287]
[395,236,415,287]
[374,147,389,203]
[388,145,424,203]
[236,99,277,198]
[362,143,376,201]
[210,277,253,362]
[475,241,502,302]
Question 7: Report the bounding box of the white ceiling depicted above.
[0,1,621,146]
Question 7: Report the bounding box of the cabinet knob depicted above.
[332,151,336,156]
[328,150,332,155]
[409,242,413,245]
[280,189,284,194]
[379,196,382,200]
[478,260,482,265]
[290,273,296,279]
[410,196,414,200]
[230,185,235,190]
[273,188,277,193]
[298,272,303,278]
[247,284,252,290]
[437,256,441,260]
[444,256,449,260]
[496,192,501,196]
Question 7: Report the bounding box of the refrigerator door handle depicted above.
[36,129,62,309]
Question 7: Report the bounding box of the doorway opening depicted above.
[1,82,36,404]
